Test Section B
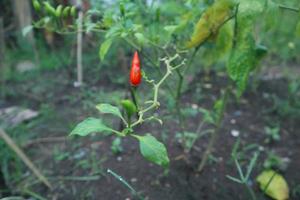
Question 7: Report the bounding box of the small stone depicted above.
[191,104,198,109]
[73,149,86,159]
[259,146,264,151]
[16,60,36,73]
[90,142,102,149]
[203,83,212,89]
[117,156,122,161]
[230,119,236,124]
[130,178,137,183]
[233,110,242,117]
[231,129,240,137]
[73,81,82,87]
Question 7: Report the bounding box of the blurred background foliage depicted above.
[0,0,299,84]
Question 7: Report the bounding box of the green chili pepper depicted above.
[55,5,63,17]
[43,2,56,16]
[32,0,41,12]
[62,6,71,17]
[70,6,77,17]
[121,99,137,119]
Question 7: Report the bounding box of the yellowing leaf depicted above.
[202,23,233,67]
[256,170,289,200]
[186,0,235,48]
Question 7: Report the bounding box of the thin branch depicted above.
[22,137,66,148]
[0,128,52,189]
[131,54,186,128]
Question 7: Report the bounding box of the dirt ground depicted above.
[1,68,299,200]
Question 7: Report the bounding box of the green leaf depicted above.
[237,0,265,18]
[96,103,123,119]
[99,39,113,61]
[111,137,123,154]
[256,170,289,200]
[164,25,179,34]
[255,44,268,60]
[227,0,268,97]
[227,7,257,97]
[263,0,280,31]
[133,134,169,168]
[70,117,113,136]
[199,108,215,124]
[214,99,225,119]
[134,32,147,45]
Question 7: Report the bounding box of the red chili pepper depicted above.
[130,51,141,86]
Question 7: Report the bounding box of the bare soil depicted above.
[1,68,299,200]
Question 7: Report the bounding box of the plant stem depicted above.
[175,47,199,104]
[130,86,140,118]
[245,183,257,200]
[23,189,47,200]
[278,4,300,13]
[197,87,229,172]
[174,48,199,131]
[107,169,144,200]
[175,69,184,102]
[233,4,239,48]
[197,5,239,171]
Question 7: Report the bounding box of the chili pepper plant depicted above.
[30,0,300,170]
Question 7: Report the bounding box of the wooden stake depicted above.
[0,128,52,189]
[75,11,83,87]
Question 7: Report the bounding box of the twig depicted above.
[130,54,186,128]
[22,137,67,148]
[0,197,24,200]
[23,189,47,200]
[48,175,101,181]
[0,128,52,189]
